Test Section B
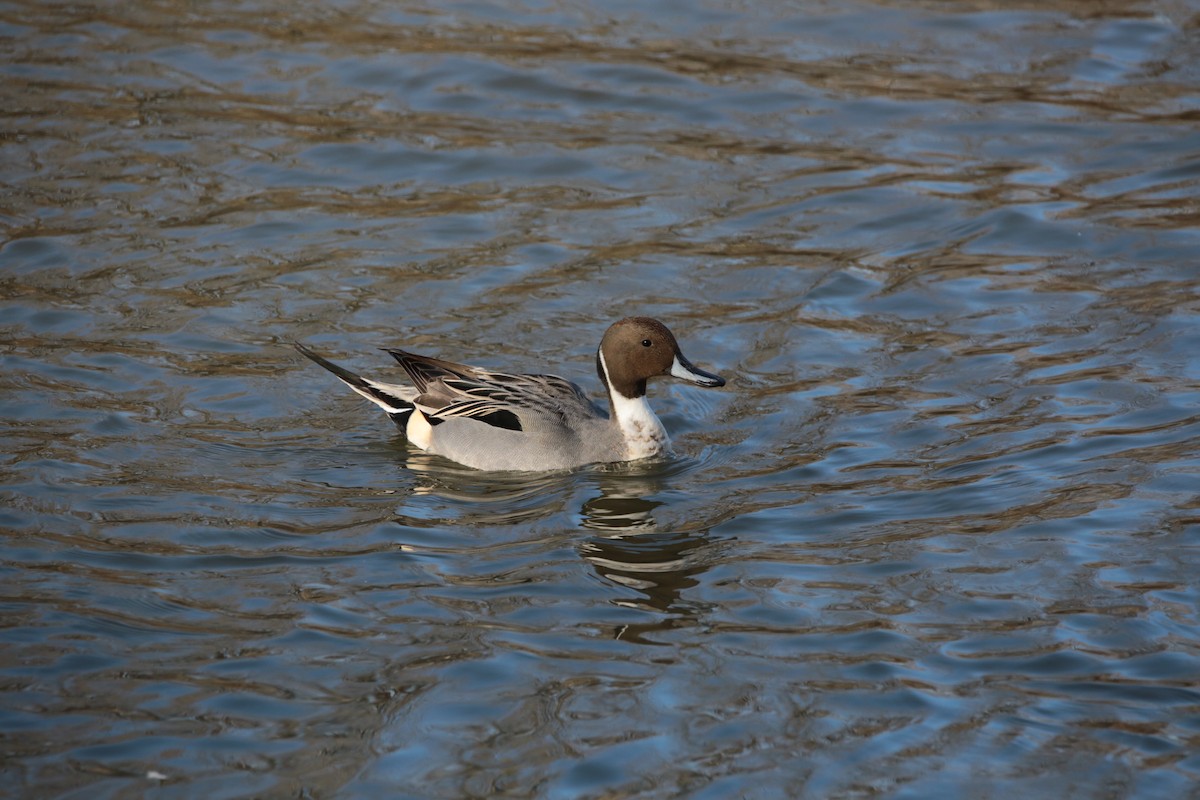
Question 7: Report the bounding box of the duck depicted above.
[295,316,726,472]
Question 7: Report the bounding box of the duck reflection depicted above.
[580,528,710,614]
[579,470,714,625]
[395,444,577,526]
[394,444,717,636]
[580,491,661,531]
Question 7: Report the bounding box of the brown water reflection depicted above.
[3,0,1200,797]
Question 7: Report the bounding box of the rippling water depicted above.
[3,0,1199,796]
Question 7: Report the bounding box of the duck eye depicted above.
[641,339,652,347]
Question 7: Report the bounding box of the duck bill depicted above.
[669,354,726,388]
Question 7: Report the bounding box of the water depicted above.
[3,0,1199,797]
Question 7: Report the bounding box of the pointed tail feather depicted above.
[294,343,415,425]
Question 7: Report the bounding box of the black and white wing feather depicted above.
[385,349,600,433]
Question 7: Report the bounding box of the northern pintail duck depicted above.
[296,317,725,472]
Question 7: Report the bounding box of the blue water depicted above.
[2,1,1199,797]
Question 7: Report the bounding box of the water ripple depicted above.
[3,0,1200,796]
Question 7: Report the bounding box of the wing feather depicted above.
[383,348,599,432]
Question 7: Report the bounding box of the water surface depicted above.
[2,0,1199,797]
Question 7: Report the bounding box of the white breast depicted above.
[609,390,669,459]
